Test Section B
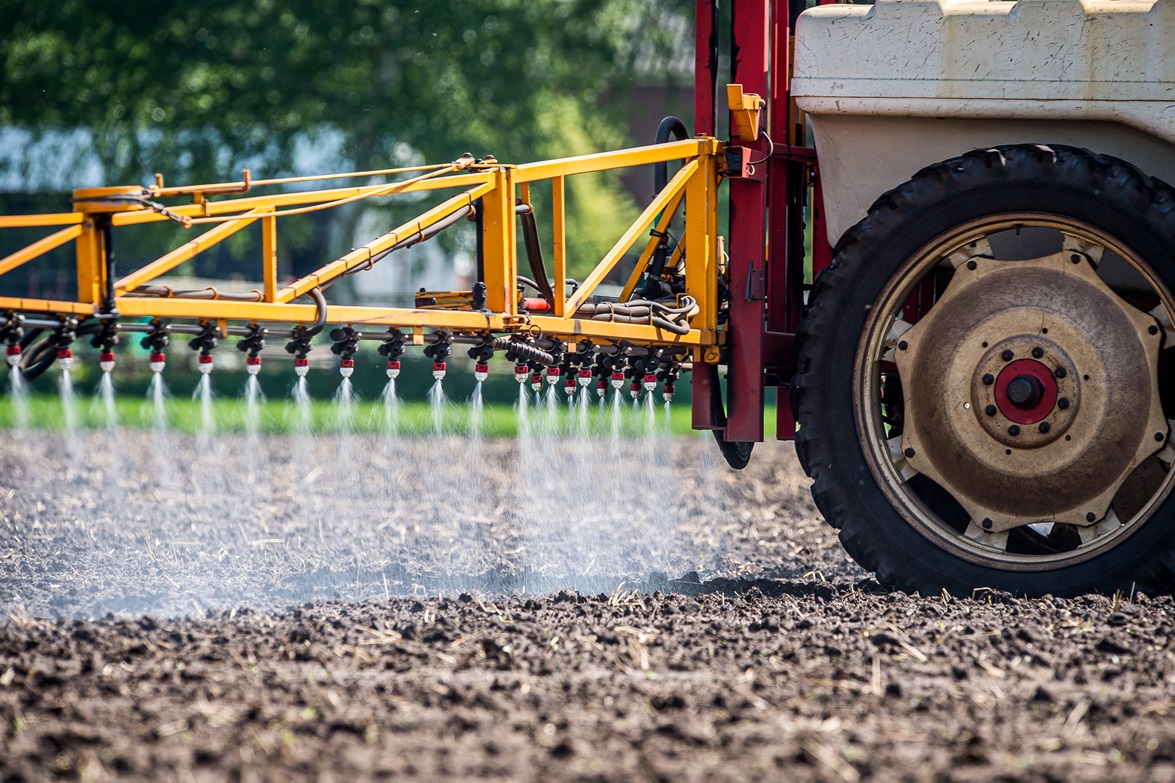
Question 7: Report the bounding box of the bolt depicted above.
[1156,432,1166,443]
[904,448,916,458]
[1031,347,1044,359]
[898,340,908,351]
[982,518,993,530]
[966,260,977,270]
[985,404,998,416]
[1001,350,1014,361]
[1058,397,1070,410]
[1055,367,1067,379]
[1150,325,1160,336]
[982,373,995,386]
[1039,422,1051,434]
[1086,512,1096,523]
[1008,425,1021,436]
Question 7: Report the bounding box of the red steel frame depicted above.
[691,0,830,443]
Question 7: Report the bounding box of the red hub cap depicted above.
[994,359,1057,424]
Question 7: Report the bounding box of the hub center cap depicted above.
[1006,375,1043,409]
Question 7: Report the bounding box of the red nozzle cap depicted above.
[294,355,309,366]
[664,384,675,393]
[644,373,656,383]
[597,380,607,388]
[514,364,528,374]
[475,363,489,373]
[340,358,355,368]
[57,348,72,359]
[387,360,401,370]
[564,378,575,387]
[5,345,19,356]
[630,381,640,390]
[578,368,592,377]
[433,361,446,371]
[246,355,261,365]
[99,351,115,362]
[530,373,541,383]
[150,352,166,363]
[611,371,625,381]
[546,367,560,376]
[198,353,213,364]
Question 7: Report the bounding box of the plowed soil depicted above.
[2,431,1174,782]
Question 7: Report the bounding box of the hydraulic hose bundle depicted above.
[573,297,698,335]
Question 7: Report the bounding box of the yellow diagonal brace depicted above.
[0,224,83,277]
[618,188,687,302]
[275,181,496,303]
[565,157,699,314]
[115,207,268,295]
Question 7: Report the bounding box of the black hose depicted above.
[646,117,690,296]
[490,337,555,366]
[304,287,327,337]
[517,201,554,304]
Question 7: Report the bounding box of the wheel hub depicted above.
[894,252,1167,534]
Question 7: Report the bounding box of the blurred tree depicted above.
[0,1,692,284]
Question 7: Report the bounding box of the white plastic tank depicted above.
[792,0,1175,243]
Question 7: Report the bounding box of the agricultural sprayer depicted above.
[5,0,1175,597]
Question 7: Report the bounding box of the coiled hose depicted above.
[574,296,697,335]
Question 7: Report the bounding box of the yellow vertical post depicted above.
[480,167,517,315]
[684,149,719,333]
[552,175,566,318]
[261,213,278,302]
[75,218,105,306]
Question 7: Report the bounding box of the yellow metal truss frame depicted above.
[0,138,724,352]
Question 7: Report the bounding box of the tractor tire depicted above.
[793,144,1175,596]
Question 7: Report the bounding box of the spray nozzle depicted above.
[643,372,657,392]
[141,320,170,373]
[663,383,675,403]
[339,357,355,379]
[610,370,625,390]
[432,361,447,381]
[545,367,560,386]
[386,360,401,379]
[99,352,116,373]
[294,355,310,377]
[57,348,73,371]
[198,353,213,375]
[6,344,21,367]
[578,368,593,387]
[514,364,529,383]
[530,373,542,392]
[596,380,608,398]
[474,363,489,382]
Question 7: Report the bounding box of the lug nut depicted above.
[1156,432,1167,443]
[1031,347,1044,359]
[1149,325,1160,336]
[982,518,993,530]
[966,260,977,270]
[982,373,995,386]
[985,404,997,416]
[245,355,261,376]
[1001,349,1014,361]
[1057,397,1069,410]
[1039,422,1051,434]
[898,340,908,351]
[1086,512,1096,522]
[903,447,915,459]
[1008,424,1021,436]
[1055,367,1067,378]
[99,351,116,373]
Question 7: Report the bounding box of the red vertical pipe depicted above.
[692,0,719,429]
[723,0,770,443]
[766,0,792,335]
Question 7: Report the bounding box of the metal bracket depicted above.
[744,259,765,302]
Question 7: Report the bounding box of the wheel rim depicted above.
[855,213,1175,569]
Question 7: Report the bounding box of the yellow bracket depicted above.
[726,84,765,142]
